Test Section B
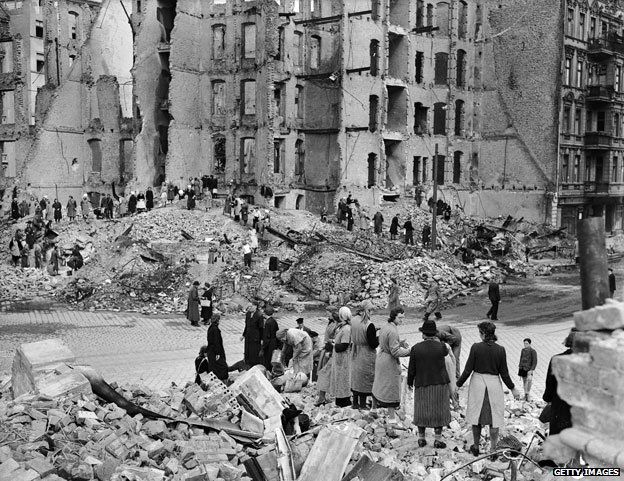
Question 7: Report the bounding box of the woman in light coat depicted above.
[350,299,378,410]
[329,306,352,407]
[371,307,411,419]
[277,328,313,378]
[315,311,338,406]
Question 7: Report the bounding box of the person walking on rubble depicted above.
[186,281,201,327]
[329,307,353,407]
[351,300,378,410]
[373,211,384,237]
[422,224,431,248]
[315,311,339,406]
[486,278,500,321]
[423,279,442,321]
[206,314,228,381]
[146,187,154,211]
[407,319,451,448]
[261,306,280,370]
[518,338,537,401]
[456,321,520,458]
[241,303,264,366]
[403,217,415,245]
[66,196,77,222]
[371,307,411,419]
[390,214,399,241]
[80,194,91,221]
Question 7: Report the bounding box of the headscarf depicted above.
[276,328,288,341]
[359,299,373,324]
[338,306,352,324]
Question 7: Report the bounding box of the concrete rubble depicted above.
[1,198,568,313]
[0,339,554,481]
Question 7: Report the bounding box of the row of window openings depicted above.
[566,8,616,41]
[414,1,470,39]
[562,108,624,136]
[560,154,624,184]
[412,154,464,186]
[564,60,623,90]
[34,12,79,40]
[210,81,304,118]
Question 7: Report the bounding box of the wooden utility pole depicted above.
[577,217,609,310]
[431,143,439,251]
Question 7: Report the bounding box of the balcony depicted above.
[583,181,624,196]
[586,85,614,103]
[584,132,612,149]
[587,32,624,60]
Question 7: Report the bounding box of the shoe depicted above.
[469,445,480,456]
[191,322,199,326]
[434,440,447,449]
[418,439,427,447]
[351,403,360,410]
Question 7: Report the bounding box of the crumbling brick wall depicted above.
[546,302,624,468]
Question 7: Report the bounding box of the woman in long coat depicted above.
[387,278,401,311]
[45,198,54,222]
[330,307,352,407]
[128,192,137,214]
[456,322,520,457]
[371,307,411,418]
[186,281,201,326]
[66,196,77,221]
[261,306,280,370]
[146,187,154,210]
[351,300,378,410]
[242,304,264,366]
[407,319,451,448]
[206,314,228,381]
[315,311,338,405]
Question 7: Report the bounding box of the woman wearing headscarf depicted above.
[128,192,137,215]
[277,327,313,378]
[351,299,379,410]
[315,311,339,406]
[407,319,451,448]
[371,307,411,419]
[52,198,62,223]
[206,313,228,381]
[329,306,353,407]
[200,282,214,325]
[456,321,520,457]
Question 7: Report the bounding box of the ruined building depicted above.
[132,0,562,220]
[558,0,624,234]
[0,0,133,203]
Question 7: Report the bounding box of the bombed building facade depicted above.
[131,0,562,220]
[0,0,133,204]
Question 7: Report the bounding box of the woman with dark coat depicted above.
[261,306,280,370]
[146,187,154,210]
[407,319,451,448]
[187,187,196,210]
[128,192,137,214]
[241,303,264,366]
[53,199,62,222]
[11,199,19,220]
[200,282,214,324]
[206,314,229,381]
[543,329,576,436]
[390,214,399,240]
[457,322,520,457]
[186,281,200,326]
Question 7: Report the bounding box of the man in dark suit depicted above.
[487,279,500,321]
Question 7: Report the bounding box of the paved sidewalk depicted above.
[0,307,572,394]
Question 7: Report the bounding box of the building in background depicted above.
[0,0,133,204]
[557,0,624,234]
[132,0,562,221]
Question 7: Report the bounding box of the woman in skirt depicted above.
[315,311,338,405]
[329,307,353,407]
[457,321,520,457]
[371,307,411,419]
[407,319,451,448]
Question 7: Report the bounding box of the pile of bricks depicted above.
[548,300,624,468]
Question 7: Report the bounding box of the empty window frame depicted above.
[456,49,466,87]
[89,139,102,173]
[453,151,462,184]
[370,39,379,76]
[310,35,321,70]
[415,51,424,83]
[414,102,428,135]
[241,80,256,115]
[214,136,226,173]
[212,80,226,115]
[240,137,256,174]
[274,139,284,174]
[454,99,464,136]
[433,102,446,135]
[242,23,256,59]
[434,52,448,85]
[212,25,225,60]
[293,31,303,67]
[369,95,379,132]
[295,138,305,175]
[35,20,43,38]
[68,11,78,40]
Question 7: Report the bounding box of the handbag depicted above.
[271,349,282,365]
[200,299,211,307]
[539,403,552,424]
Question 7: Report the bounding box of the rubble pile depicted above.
[0,339,552,481]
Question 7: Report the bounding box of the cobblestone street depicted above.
[0,297,575,394]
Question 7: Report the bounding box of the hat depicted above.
[296,317,304,324]
[420,319,437,336]
[204,282,210,288]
